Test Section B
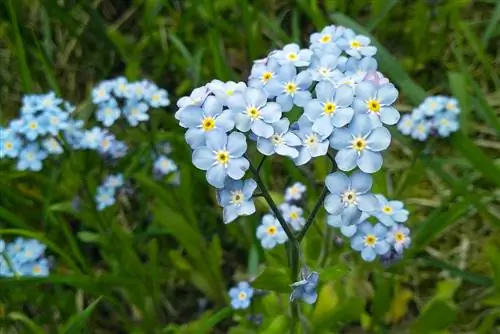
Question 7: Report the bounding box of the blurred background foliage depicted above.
[0,0,500,332]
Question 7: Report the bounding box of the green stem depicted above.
[297,186,328,243]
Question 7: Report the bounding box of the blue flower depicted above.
[304,81,354,136]
[180,96,235,149]
[256,214,288,249]
[146,87,170,108]
[256,118,301,158]
[95,186,116,211]
[293,116,329,166]
[353,82,400,126]
[444,97,460,114]
[290,270,319,304]
[309,54,342,82]
[397,114,414,136]
[16,144,47,171]
[345,57,378,81]
[248,57,281,90]
[410,120,431,141]
[21,114,46,140]
[372,195,409,227]
[386,224,411,254]
[21,95,43,115]
[80,127,105,149]
[422,96,444,117]
[42,137,63,155]
[227,87,282,138]
[309,25,345,48]
[207,80,247,105]
[92,81,113,104]
[176,86,210,116]
[434,113,459,137]
[124,100,149,126]
[327,211,370,237]
[96,98,121,127]
[351,222,390,262]
[111,77,130,97]
[323,171,378,225]
[0,129,22,158]
[38,92,63,112]
[280,203,305,231]
[337,29,377,59]
[154,155,178,176]
[228,281,254,310]
[330,114,391,173]
[285,182,306,202]
[266,65,312,112]
[39,109,69,136]
[1,238,50,278]
[104,174,125,189]
[273,43,313,67]
[192,131,249,188]
[127,81,149,100]
[7,238,46,262]
[217,178,257,223]
[22,259,50,277]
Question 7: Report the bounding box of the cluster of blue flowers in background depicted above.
[0,238,50,277]
[397,95,460,141]
[95,173,125,211]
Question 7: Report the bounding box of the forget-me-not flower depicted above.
[327,211,370,237]
[192,131,249,188]
[154,155,178,176]
[351,222,390,262]
[207,80,247,105]
[256,214,288,249]
[292,116,329,166]
[410,120,431,141]
[337,29,377,59]
[104,174,125,189]
[124,100,149,126]
[42,137,63,155]
[397,114,414,136]
[353,82,400,126]
[386,224,411,254]
[248,57,281,90]
[285,182,306,202]
[373,194,409,227]
[229,281,254,310]
[96,98,121,127]
[280,203,306,231]
[433,113,459,137]
[256,118,301,158]
[95,186,116,211]
[329,114,391,173]
[266,65,312,112]
[273,43,313,67]
[309,54,342,82]
[146,87,170,108]
[16,144,47,171]
[290,270,319,304]
[217,178,257,224]
[0,129,22,158]
[304,81,354,136]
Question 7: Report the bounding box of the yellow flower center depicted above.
[29,122,38,129]
[364,234,377,246]
[287,52,298,61]
[350,40,362,49]
[289,212,299,220]
[105,108,113,115]
[33,265,41,273]
[161,160,170,169]
[5,142,13,149]
[320,34,332,43]
[352,137,366,152]
[305,134,317,147]
[395,232,405,243]
[319,67,329,76]
[97,89,106,97]
[440,119,449,126]
[367,99,380,112]
[285,82,297,94]
[215,150,230,166]
[238,291,247,300]
[131,108,139,115]
[262,72,273,82]
[290,187,299,194]
[226,90,234,96]
[383,205,393,214]
[201,117,216,131]
[324,102,336,115]
[247,107,260,120]
[271,134,282,145]
[231,191,244,204]
[417,125,426,133]
[152,94,160,101]
[446,102,454,110]
[267,226,277,236]
[26,153,34,160]
[101,139,110,149]
[342,191,357,204]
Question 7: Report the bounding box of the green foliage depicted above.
[0,0,499,332]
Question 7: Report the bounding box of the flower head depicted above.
[124,100,149,126]
[353,82,400,126]
[351,222,390,262]
[266,65,312,112]
[95,186,116,211]
[248,57,281,90]
[217,179,257,223]
[290,270,319,304]
[280,203,305,231]
[256,118,300,158]
[16,143,47,171]
[386,224,411,253]
[256,214,288,249]
[229,281,254,310]
[372,195,409,227]
[292,116,329,166]
[273,43,313,67]
[337,29,377,59]
[284,182,306,202]
[96,98,121,127]
[154,155,178,176]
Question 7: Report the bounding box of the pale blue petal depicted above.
[393,210,409,222]
[294,148,312,166]
[351,114,373,136]
[367,127,391,151]
[310,140,329,157]
[216,111,235,132]
[304,100,323,121]
[203,96,223,117]
[207,165,227,188]
[355,81,375,100]
[223,206,239,224]
[279,65,297,81]
[179,107,203,127]
[227,157,249,180]
[324,194,342,214]
[375,241,390,255]
[350,171,372,193]
[227,93,246,112]
[239,200,256,216]
[358,150,383,173]
[260,102,282,123]
[302,291,317,304]
[361,46,377,57]
[335,149,358,171]
[251,119,274,138]
[296,71,312,89]
[380,107,400,125]
[341,225,357,237]
[334,84,354,107]
[274,118,290,134]
[329,128,353,149]
[377,85,398,105]
[246,87,267,107]
[361,247,376,261]
[277,94,294,112]
[276,144,299,158]
[313,115,334,137]
[235,113,251,132]
[351,236,364,251]
[315,81,335,101]
[283,132,301,146]
[294,91,312,107]
[192,148,214,170]
[327,214,343,228]
[357,194,378,212]
[325,172,349,194]
[206,130,227,151]
[266,79,284,97]
[185,128,205,149]
[227,132,247,156]
[331,107,354,127]
[257,137,275,155]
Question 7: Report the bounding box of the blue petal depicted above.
[277,94,294,112]
[227,93,247,112]
[324,194,342,215]
[257,138,275,155]
[377,84,398,105]
[227,157,249,180]
[355,81,375,101]
[203,96,223,117]
[283,132,301,146]
[350,171,373,193]
[243,179,257,197]
[178,106,203,127]
[192,147,214,170]
[260,102,282,123]
[251,119,274,138]
[206,130,227,151]
[294,147,312,166]
[235,113,251,132]
[304,100,323,121]
[361,247,376,262]
[334,84,354,107]
[350,114,373,136]
[227,132,247,156]
[296,71,312,89]
[331,107,354,128]
[313,115,334,137]
[223,206,239,224]
[325,171,349,194]
[275,144,299,158]
[327,214,343,227]
[274,118,290,134]
[279,65,297,81]
[216,111,235,132]
[245,87,267,107]
[239,200,256,217]
[375,241,390,255]
[315,81,335,101]
[357,150,383,173]
[335,149,358,171]
[351,236,364,251]
[329,128,353,149]
[185,128,205,149]
[302,291,318,304]
[341,225,357,237]
[294,91,312,107]
[207,165,227,188]
[357,194,378,212]
[266,79,285,97]
[380,107,400,125]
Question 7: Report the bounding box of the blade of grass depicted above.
[366,0,399,31]
[482,1,500,46]
[61,297,103,334]
[447,71,471,135]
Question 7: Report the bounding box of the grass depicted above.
[0,0,500,332]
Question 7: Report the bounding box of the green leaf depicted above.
[195,307,232,334]
[60,297,103,334]
[411,300,457,334]
[252,267,290,293]
[486,244,500,290]
[317,262,350,281]
[421,254,492,286]
[8,312,45,334]
[447,71,471,134]
[482,1,500,46]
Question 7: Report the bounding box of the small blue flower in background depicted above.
[0,129,22,158]
[444,97,459,114]
[386,224,411,254]
[433,113,459,137]
[309,25,345,49]
[337,29,377,59]
[96,98,121,127]
[154,155,178,177]
[373,194,409,227]
[266,65,312,112]
[42,137,63,155]
[324,171,378,225]
[104,173,125,189]
[192,131,249,188]
[21,114,46,141]
[353,82,400,126]
[329,114,391,173]
[256,214,288,249]
[248,57,281,90]
[207,80,247,105]
[146,87,170,108]
[124,100,149,126]
[411,120,431,141]
[217,178,257,224]
[256,118,301,159]
[80,127,105,150]
[179,95,235,149]
[92,81,113,104]
[397,114,414,136]
[95,185,116,211]
[16,143,47,171]
[280,203,306,231]
[290,270,319,304]
[273,43,313,67]
[422,96,444,117]
[285,182,306,202]
[228,281,254,310]
[292,116,329,166]
[227,87,282,138]
[0,238,50,277]
[304,81,354,137]
[351,222,390,262]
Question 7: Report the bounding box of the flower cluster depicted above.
[175,25,409,263]
[95,173,124,211]
[228,281,254,310]
[398,95,460,141]
[324,171,411,261]
[92,77,170,127]
[0,238,50,277]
